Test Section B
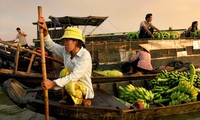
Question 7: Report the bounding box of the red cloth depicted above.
[36,49,48,56]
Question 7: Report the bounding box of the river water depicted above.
[0,86,56,120]
[0,86,200,120]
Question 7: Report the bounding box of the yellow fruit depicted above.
[94,70,123,77]
[65,81,87,105]
[60,68,71,78]
[107,70,123,77]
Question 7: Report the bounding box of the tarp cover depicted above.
[33,16,108,28]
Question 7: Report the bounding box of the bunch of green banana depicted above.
[151,86,169,99]
[167,64,198,98]
[169,100,181,106]
[169,92,191,105]
[168,64,198,103]
[171,91,190,101]
[148,70,182,89]
[178,80,198,98]
[119,84,136,103]
[148,68,198,90]
[132,87,154,102]
[170,91,181,100]
[130,87,154,108]
[118,84,154,108]
[151,86,169,93]
[148,79,160,89]
[193,74,200,88]
[153,86,196,106]
[166,81,198,102]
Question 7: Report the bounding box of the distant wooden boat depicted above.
[0,65,189,87]
[0,41,64,72]
[0,68,58,87]
[0,39,158,86]
[3,78,200,120]
[0,68,157,87]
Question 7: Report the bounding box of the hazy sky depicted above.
[0,0,200,45]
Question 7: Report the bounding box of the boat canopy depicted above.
[33,16,108,28]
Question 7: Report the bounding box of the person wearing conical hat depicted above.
[38,17,94,105]
[121,44,153,74]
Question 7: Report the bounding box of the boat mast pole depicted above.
[38,6,49,120]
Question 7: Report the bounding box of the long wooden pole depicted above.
[38,6,49,120]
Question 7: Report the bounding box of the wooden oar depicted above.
[38,6,49,120]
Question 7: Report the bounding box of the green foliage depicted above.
[193,30,200,37]
[126,31,139,39]
[152,32,179,39]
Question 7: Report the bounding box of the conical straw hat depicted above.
[139,44,151,52]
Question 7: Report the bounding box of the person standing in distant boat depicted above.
[13,27,29,48]
[186,21,198,37]
[139,13,160,38]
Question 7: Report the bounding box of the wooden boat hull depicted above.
[3,79,124,120]
[26,100,122,120]
[122,101,200,119]
[3,78,200,120]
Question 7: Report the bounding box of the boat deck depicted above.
[91,89,129,109]
[27,88,129,110]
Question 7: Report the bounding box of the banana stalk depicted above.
[154,98,170,104]
[189,64,195,85]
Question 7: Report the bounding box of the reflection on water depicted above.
[1,86,200,120]
[0,86,56,120]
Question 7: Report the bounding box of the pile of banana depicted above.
[126,31,139,39]
[177,80,198,97]
[152,32,179,39]
[149,66,200,88]
[160,80,198,105]
[119,84,154,108]
[118,64,200,107]
[149,64,200,106]
[148,70,191,89]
